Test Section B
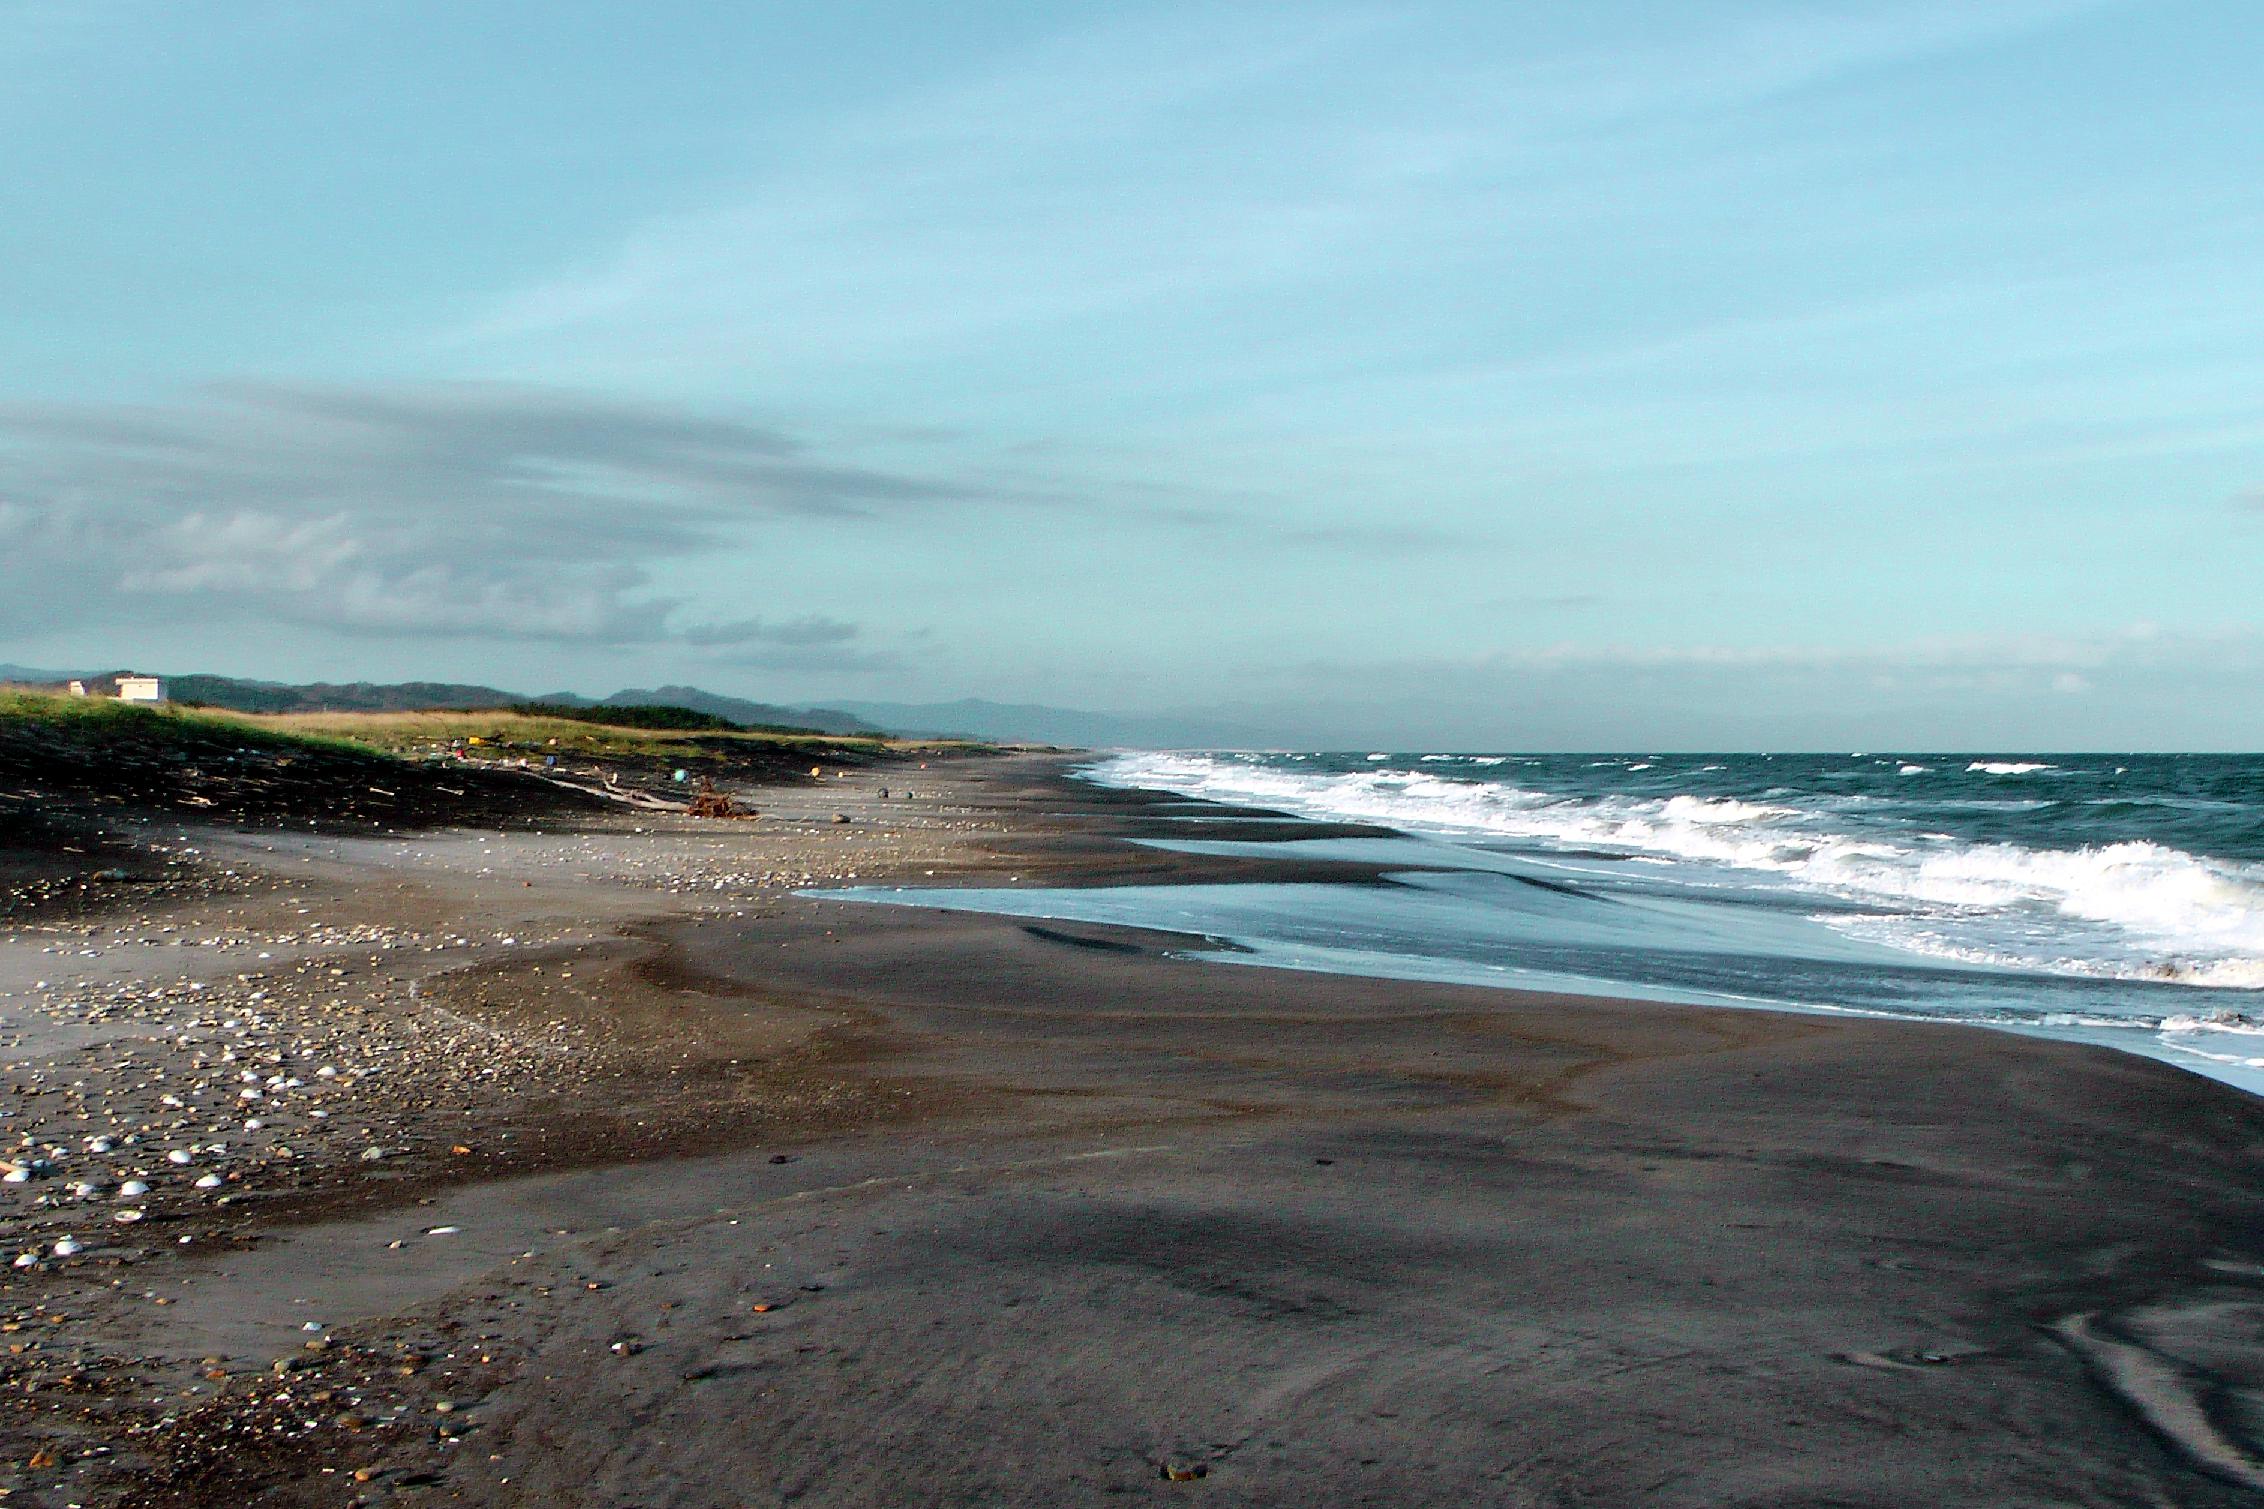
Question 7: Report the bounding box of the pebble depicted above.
[0,753,994,1481]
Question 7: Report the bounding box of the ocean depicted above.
[833,751,2264,1096]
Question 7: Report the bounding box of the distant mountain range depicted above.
[568,685,883,736]
[0,667,1267,747]
[0,666,880,736]
[823,698,1280,749]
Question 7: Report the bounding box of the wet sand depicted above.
[9,754,2264,1505]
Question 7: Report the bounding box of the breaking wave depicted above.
[1095,752,2264,990]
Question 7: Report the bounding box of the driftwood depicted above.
[686,777,748,819]
[519,769,755,819]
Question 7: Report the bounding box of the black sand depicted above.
[21,755,2264,1505]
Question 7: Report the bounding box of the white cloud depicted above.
[0,382,971,656]
[455,1,2122,380]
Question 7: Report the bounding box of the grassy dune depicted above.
[259,707,892,763]
[0,688,378,760]
[0,687,973,773]
[0,688,965,834]
[0,690,919,763]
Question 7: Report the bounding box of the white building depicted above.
[115,675,167,703]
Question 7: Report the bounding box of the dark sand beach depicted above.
[7,752,2264,1506]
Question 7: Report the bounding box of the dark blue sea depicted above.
[833,751,2264,1096]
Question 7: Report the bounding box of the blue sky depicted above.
[3,0,2260,746]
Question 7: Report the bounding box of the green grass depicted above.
[0,688,384,761]
[0,689,977,770]
[257,707,896,763]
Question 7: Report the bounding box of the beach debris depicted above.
[687,777,748,819]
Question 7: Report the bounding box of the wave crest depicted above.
[1095,752,2264,990]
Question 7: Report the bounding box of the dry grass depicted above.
[260,705,869,755]
[1,692,979,771]
[0,688,378,759]
[254,708,902,763]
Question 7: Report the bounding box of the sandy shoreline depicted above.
[6,751,2264,1504]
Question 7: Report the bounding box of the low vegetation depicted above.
[258,706,893,764]
[0,687,379,763]
[509,701,810,734]
[0,687,551,837]
[0,690,979,835]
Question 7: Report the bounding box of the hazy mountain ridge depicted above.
[0,666,1276,747]
[589,686,880,736]
[825,698,1281,749]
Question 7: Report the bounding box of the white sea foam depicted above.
[1968,761,2056,775]
[1094,752,2264,989]
[2162,1011,2264,1035]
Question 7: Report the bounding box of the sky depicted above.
[2,0,2260,747]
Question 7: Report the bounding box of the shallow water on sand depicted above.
[820,751,2264,1098]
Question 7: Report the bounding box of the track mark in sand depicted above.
[2053,1313,2264,1490]
[771,1143,1180,1208]
[1837,1344,1989,1372]
[1021,923,1145,954]
[1151,1345,1386,1482]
